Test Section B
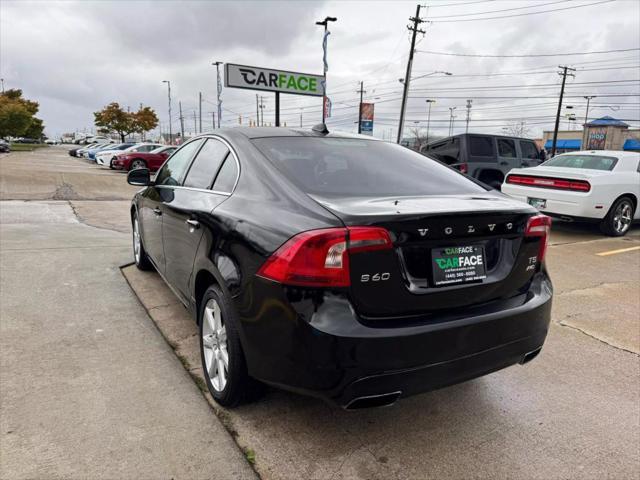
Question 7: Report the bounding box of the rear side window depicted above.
[212,156,239,193]
[542,154,618,171]
[423,138,459,164]
[155,139,204,186]
[520,141,539,159]
[497,139,516,158]
[469,136,495,157]
[252,137,486,197]
[183,139,229,189]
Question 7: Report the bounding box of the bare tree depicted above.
[407,126,429,151]
[503,121,531,138]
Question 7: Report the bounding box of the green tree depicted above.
[94,102,135,142]
[94,103,159,142]
[0,89,44,139]
[24,117,45,139]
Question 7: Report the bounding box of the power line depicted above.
[415,47,639,58]
[427,0,571,19]
[428,0,616,23]
[425,0,497,8]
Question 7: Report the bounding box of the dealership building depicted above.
[541,116,640,153]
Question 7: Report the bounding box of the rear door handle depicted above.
[499,161,509,166]
[186,219,200,229]
[153,208,162,216]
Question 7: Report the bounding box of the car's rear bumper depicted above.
[240,272,552,408]
[502,184,605,220]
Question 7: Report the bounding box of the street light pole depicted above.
[316,16,337,124]
[212,61,223,128]
[449,107,457,136]
[583,95,596,126]
[162,80,172,144]
[425,99,435,144]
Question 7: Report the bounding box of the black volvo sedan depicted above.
[128,127,552,409]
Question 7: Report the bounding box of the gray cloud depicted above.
[1,0,638,138]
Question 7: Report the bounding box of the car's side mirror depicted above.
[127,168,152,186]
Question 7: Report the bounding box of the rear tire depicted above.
[199,285,251,407]
[600,196,634,237]
[130,159,147,171]
[132,212,153,270]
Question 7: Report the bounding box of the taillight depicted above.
[525,214,552,263]
[506,174,590,192]
[257,227,392,287]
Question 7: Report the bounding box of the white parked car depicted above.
[95,143,163,167]
[84,136,115,145]
[76,143,102,157]
[502,150,640,236]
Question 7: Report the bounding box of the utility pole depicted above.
[212,112,216,131]
[357,81,366,134]
[425,99,435,144]
[316,16,337,124]
[193,111,197,136]
[178,101,185,140]
[448,107,457,136]
[300,108,303,127]
[198,92,202,133]
[465,99,473,133]
[162,80,172,144]
[397,4,425,144]
[0,78,4,93]
[583,95,596,126]
[212,61,223,128]
[551,65,576,157]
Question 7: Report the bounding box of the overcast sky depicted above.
[2,0,639,140]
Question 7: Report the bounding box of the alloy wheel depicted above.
[202,299,229,392]
[613,201,632,234]
[133,217,141,264]
[131,160,145,170]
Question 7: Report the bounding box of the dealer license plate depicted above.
[431,245,487,287]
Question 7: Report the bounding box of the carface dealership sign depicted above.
[225,64,323,97]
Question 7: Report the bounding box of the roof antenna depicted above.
[312,123,329,135]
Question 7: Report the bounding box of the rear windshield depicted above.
[252,137,486,197]
[542,154,617,171]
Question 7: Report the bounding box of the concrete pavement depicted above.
[0,148,256,479]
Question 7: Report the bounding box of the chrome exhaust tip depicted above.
[520,347,542,365]
[344,391,402,410]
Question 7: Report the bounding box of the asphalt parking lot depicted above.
[1,146,639,479]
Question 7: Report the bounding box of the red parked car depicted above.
[112,145,177,172]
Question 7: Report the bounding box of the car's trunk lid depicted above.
[311,193,541,320]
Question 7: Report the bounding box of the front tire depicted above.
[132,212,153,270]
[600,196,634,237]
[199,285,250,407]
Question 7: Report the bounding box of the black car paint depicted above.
[132,128,552,407]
